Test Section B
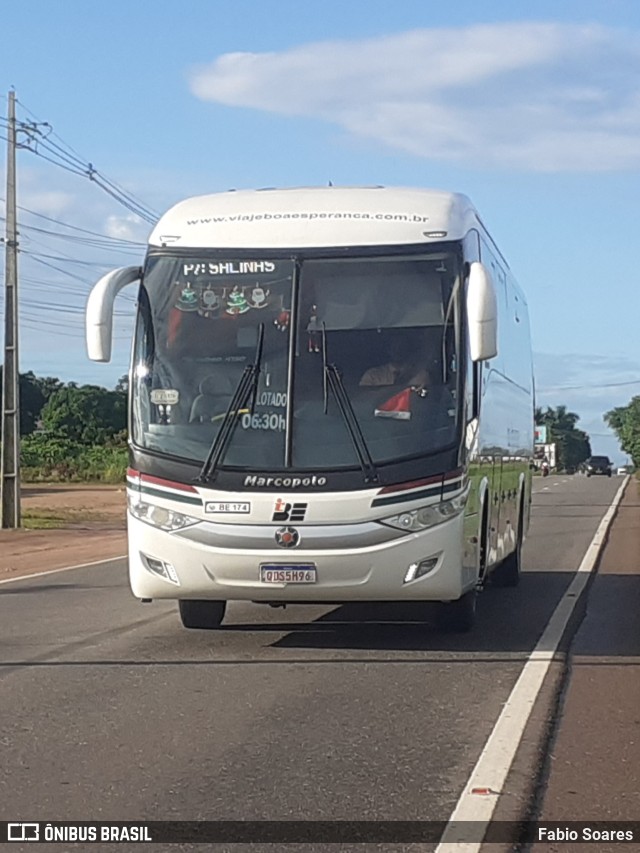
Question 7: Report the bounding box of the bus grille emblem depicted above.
[272,499,307,522]
[275,527,300,548]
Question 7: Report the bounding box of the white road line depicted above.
[435,475,630,852]
[0,555,127,586]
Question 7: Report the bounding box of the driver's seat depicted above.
[189,368,245,423]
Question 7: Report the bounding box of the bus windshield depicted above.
[131,251,461,472]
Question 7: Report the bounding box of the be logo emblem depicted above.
[272,498,307,522]
[275,527,300,548]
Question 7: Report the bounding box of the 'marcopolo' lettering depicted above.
[244,475,327,488]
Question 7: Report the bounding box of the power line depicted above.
[14,270,136,302]
[1,115,157,223]
[21,249,123,269]
[27,253,101,285]
[0,95,150,349]
[0,99,160,224]
[0,199,147,246]
[19,298,132,317]
[0,208,141,307]
[537,379,640,392]
[0,215,144,254]
[13,256,138,305]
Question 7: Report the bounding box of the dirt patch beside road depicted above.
[0,484,127,581]
[20,483,127,526]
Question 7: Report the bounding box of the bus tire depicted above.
[436,589,477,633]
[178,599,226,629]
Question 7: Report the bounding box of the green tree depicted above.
[0,367,63,435]
[605,397,640,468]
[33,375,65,399]
[17,371,46,435]
[535,404,591,472]
[115,374,129,394]
[40,384,127,444]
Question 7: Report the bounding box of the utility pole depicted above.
[1,90,20,528]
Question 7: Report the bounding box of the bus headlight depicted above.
[379,492,468,533]
[128,497,200,531]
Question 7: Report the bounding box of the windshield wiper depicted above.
[321,324,379,485]
[197,323,265,484]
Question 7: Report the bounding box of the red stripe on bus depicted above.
[131,471,199,493]
[377,467,465,495]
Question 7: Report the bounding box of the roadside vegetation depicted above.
[0,369,127,482]
[605,397,640,471]
[534,404,591,473]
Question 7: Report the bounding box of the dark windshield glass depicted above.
[292,255,459,467]
[132,256,295,468]
[131,251,460,470]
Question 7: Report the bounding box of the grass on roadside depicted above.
[22,511,67,530]
[21,508,123,530]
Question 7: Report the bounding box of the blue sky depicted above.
[2,0,640,463]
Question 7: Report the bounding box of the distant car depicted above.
[585,456,612,477]
[617,467,628,476]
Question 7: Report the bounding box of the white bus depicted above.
[86,186,534,632]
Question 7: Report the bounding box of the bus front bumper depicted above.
[127,513,475,603]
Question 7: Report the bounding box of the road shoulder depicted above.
[529,477,640,849]
[0,485,127,580]
[0,528,127,580]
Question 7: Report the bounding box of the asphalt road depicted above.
[0,474,625,851]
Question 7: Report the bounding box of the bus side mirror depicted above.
[466,262,498,362]
[86,266,141,362]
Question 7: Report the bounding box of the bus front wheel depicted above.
[178,599,227,630]
[436,589,477,633]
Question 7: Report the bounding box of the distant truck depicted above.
[534,442,556,470]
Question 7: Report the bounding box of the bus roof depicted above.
[148,186,481,250]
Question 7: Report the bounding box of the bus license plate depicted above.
[260,565,317,584]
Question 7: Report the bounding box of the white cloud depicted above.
[104,213,148,242]
[188,22,640,172]
[15,168,78,216]
[21,189,75,216]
